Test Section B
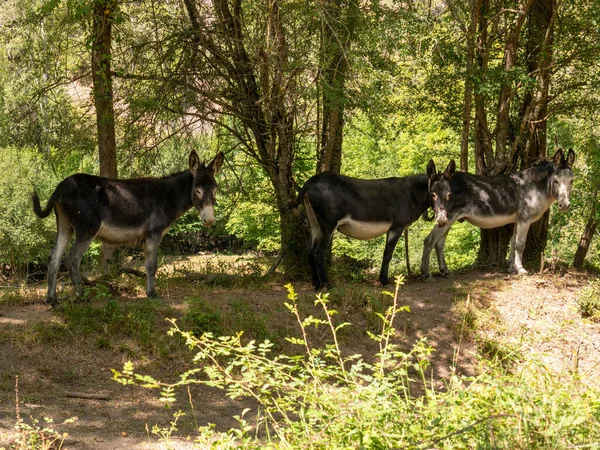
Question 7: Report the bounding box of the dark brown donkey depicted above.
[299,159,456,290]
[32,151,224,306]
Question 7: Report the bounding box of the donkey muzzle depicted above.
[558,201,570,212]
[198,206,216,227]
[435,210,448,227]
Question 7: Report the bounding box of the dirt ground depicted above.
[0,258,598,449]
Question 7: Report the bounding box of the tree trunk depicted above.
[522,0,555,266]
[494,0,533,172]
[267,135,311,279]
[473,0,491,176]
[573,214,598,269]
[477,225,513,268]
[318,0,358,174]
[473,0,512,267]
[92,0,117,179]
[459,0,478,172]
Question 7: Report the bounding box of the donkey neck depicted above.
[413,175,433,213]
[522,162,555,199]
[164,170,195,217]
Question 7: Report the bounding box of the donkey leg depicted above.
[303,196,334,290]
[65,231,96,301]
[434,227,452,277]
[379,228,403,286]
[46,207,73,307]
[311,231,333,290]
[101,244,117,275]
[507,229,517,273]
[511,222,531,275]
[421,225,450,282]
[144,235,162,298]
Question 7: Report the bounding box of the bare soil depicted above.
[0,256,598,449]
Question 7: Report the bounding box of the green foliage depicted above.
[229,299,275,344]
[576,279,600,321]
[0,148,58,272]
[5,375,74,450]
[180,296,223,337]
[113,277,600,448]
[226,200,279,252]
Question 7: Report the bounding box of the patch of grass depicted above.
[576,279,600,321]
[115,281,600,449]
[180,296,223,336]
[478,337,522,371]
[229,299,275,344]
[0,288,25,307]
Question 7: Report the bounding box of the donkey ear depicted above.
[208,152,224,175]
[427,159,437,179]
[552,149,564,166]
[189,150,200,176]
[444,159,456,178]
[566,149,575,168]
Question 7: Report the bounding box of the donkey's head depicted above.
[550,148,575,212]
[189,151,225,226]
[427,159,456,227]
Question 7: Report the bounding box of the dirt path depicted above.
[0,268,598,449]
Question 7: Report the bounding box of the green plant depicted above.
[113,276,600,449]
[181,296,223,336]
[576,279,600,320]
[6,376,75,450]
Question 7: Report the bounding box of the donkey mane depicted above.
[525,160,554,183]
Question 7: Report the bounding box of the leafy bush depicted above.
[113,278,600,449]
[0,148,59,273]
[576,279,600,320]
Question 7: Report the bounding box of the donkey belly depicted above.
[96,223,145,245]
[337,216,391,240]
[465,214,517,229]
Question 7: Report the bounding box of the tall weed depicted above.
[113,277,600,449]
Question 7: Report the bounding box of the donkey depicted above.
[421,148,575,280]
[32,151,224,306]
[300,159,456,290]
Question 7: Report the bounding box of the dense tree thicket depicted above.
[1,0,599,277]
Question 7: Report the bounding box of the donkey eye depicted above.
[554,180,558,184]
[570,180,573,185]
[431,193,437,200]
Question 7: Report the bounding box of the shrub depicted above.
[113,277,600,449]
[0,149,56,274]
[576,279,600,320]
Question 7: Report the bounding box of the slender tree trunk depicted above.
[573,214,598,269]
[459,0,477,172]
[92,0,117,178]
[477,0,535,267]
[473,0,512,267]
[473,0,491,176]
[318,0,358,174]
[494,0,533,173]
[91,0,118,269]
[522,0,555,266]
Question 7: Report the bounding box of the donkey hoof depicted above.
[314,283,333,292]
[441,270,453,278]
[46,298,59,308]
[424,275,436,283]
[147,290,159,298]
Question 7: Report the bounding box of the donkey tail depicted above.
[31,188,59,218]
[282,186,307,213]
